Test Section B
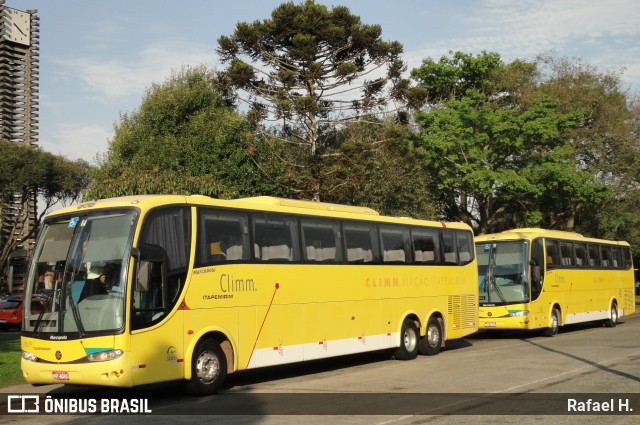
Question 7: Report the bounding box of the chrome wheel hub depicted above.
[196,351,220,384]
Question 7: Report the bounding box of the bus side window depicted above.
[601,246,612,268]
[588,244,601,267]
[343,222,379,263]
[545,239,560,269]
[559,241,574,267]
[301,218,341,263]
[412,228,439,264]
[196,209,249,266]
[574,243,588,267]
[611,246,622,269]
[380,225,410,263]
[441,230,457,265]
[622,246,632,269]
[133,206,191,330]
[456,230,473,264]
[253,214,299,262]
[531,238,544,301]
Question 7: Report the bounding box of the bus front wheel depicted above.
[186,338,227,395]
[604,302,618,328]
[393,318,419,360]
[543,308,560,337]
[418,316,442,356]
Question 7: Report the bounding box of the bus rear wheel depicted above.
[186,337,227,395]
[543,308,560,337]
[393,318,419,360]
[418,316,442,356]
[604,302,618,328]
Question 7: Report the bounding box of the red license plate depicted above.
[52,371,69,380]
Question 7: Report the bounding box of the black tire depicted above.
[418,316,442,356]
[393,318,420,360]
[543,308,560,337]
[185,338,227,395]
[604,302,618,328]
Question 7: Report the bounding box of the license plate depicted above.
[0,320,6,323]
[484,322,496,327]
[52,371,69,380]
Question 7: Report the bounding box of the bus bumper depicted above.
[479,317,533,330]
[21,355,134,388]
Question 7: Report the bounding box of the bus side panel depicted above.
[237,305,257,370]
[346,298,383,352]
[129,310,185,386]
[249,303,304,368]
[303,301,347,360]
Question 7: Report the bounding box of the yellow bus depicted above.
[21,195,478,394]
[476,228,635,336]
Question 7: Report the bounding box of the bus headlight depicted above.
[508,310,529,317]
[86,349,124,362]
[22,351,39,362]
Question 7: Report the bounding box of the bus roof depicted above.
[45,195,472,231]
[476,227,629,246]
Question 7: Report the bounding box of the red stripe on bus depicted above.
[247,283,280,367]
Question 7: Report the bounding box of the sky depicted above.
[6,0,640,164]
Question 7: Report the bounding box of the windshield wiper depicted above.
[60,268,86,336]
[486,244,507,304]
[65,290,86,337]
[490,277,507,303]
[33,290,56,337]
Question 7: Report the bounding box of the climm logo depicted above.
[220,274,256,293]
[366,276,399,288]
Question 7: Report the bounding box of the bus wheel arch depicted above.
[604,300,618,328]
[185,332,233,395]
[419,314,444,356]
[543,305,561,337]
[393,315,420,360]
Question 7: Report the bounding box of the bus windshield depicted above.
[477,240,529,306]
[23,210,138,336]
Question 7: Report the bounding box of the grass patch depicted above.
[0,332,24,387]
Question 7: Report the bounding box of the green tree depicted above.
[0,140,91,280]
[536,55,640,237]
[412,52,610,234]
[87,66,281,200]
[217,0,415,200]
[320,119,436,219]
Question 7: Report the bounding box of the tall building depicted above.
[0,0,39,292]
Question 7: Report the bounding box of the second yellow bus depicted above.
[476,228,635,336]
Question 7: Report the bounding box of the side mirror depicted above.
[132,243,168,294]
[532,266,541,283]
[530,259,541,284]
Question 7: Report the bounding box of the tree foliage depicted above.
[412,51,612,234]
[87,66,282,200]
[216,0,417,200]
[318,120,436,219]
[0,140,91,279]
[533,56,640,248]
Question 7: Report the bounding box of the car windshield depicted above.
[476,240,530,305]
[23,210,138,336]
[0,300,21,309]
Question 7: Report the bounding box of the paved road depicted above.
[3,314,640,425]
